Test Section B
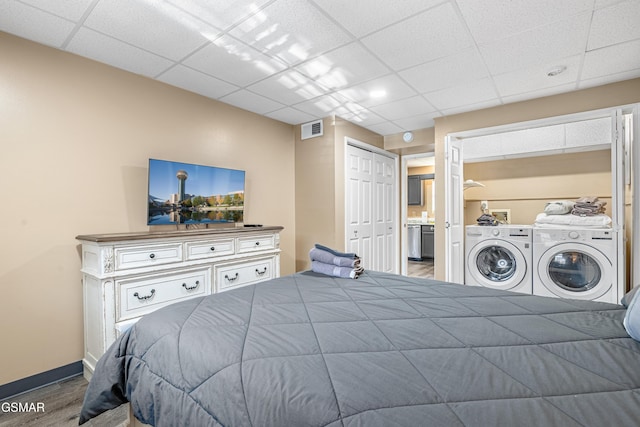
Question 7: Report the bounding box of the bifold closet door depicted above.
[346,145,373,269]
[346,144,396,272]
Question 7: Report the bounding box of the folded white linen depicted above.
[534,212,612,228]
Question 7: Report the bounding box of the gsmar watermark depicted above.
[1,401,45,413]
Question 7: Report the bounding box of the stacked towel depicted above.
[310,244,364,279]
[544,200,575,215]
[571,196,607,217]
[476,213,498,226]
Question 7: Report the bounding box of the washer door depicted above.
[467,240,526,291]
[537,243,612,300]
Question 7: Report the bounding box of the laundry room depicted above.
[460,112,631,304]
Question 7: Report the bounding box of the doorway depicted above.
[401,153,435,278]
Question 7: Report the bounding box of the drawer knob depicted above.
[255,241,260,246]
[182,281,200,291]
[225,273,239,282]
[149,253,155,259]
[133,289,155,301]
[256,267,268,276]
[210,246,215,251]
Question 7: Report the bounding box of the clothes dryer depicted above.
[532,227,619,303]
[465,225,533,294]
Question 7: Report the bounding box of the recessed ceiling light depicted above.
[369,89,387,99]
[547,66,567,77]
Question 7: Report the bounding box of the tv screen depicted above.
[147,159,245,226]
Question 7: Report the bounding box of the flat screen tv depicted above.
[147,159,245,226]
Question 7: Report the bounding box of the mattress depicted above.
[80,270,640,426]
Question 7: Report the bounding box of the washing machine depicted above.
[465,225,533,294]
[532,227,619,303]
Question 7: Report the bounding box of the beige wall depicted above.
[432,78,640,280]
[0,32,296,385]
[463,150,612,225]
[294,116,383,271]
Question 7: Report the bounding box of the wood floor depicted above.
[407,258,435,279]
[0,375,127,427]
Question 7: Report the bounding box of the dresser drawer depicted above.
[185,238,235,260]
[117,268,209,321]
[237,234,276,254]
[215,257,274,292]
[114,243,182,270]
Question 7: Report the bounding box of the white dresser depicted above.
[76,226,283,379]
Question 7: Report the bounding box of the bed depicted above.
[80,270,640,426]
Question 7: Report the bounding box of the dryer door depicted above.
[537,243,612,300]
[466,239,526,291]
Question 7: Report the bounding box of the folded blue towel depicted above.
[314,243,358,259]
[309,247,360,268]
[311,261,363,279]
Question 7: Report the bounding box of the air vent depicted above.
[301,119,323,140]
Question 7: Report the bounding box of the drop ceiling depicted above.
[2,0,639,135]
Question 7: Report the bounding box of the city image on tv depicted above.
[147,159,245,225]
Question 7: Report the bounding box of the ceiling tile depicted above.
[493,55,582,97]
[456,0,593,44]
[83,0,213,61]
[293,92,369,118]
[369,96,436,121]
[362,2,473,71]
[247,69,328,105]
[218,90,285,114]
[20,0,95,21]
[157,64,239,98]
[293,94,349,117]
[167,0,272,31]
[340,108,387,127]
[392,115,436,132]
[294,42,389,90]
[500,83,576,104]
[439,99,502,116]
[424,78,499,111]
[366,121,404,135]
[582,39,640,80]
[336,74,418,107]
[578,69,640,90]
[67,28,174,77]
[183,35,287,87]
[479,13,591,75]
[588,0,640,50]
[400,49,488,94]
[265,107,316,124]
[229,0,352,66]
[0,1,75,48]
[312,0,444,37]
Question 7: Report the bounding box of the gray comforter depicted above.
[80,271,640,426]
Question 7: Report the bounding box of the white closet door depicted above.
[346,143,397,273]
[346,144,373,270]
[374,153,396,273]
[445,135,464,283]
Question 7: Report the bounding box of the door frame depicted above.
[344,137,400,274]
